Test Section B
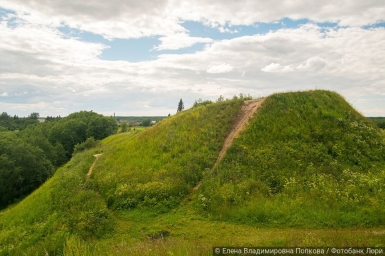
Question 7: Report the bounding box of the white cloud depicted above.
[261,63,283,72]
[1,92,8,96]
[154,33,213,50]
[1,0,384,40]
[1,23,384,116]
[0,0,185,39]
[207,63,234,73]
[0,19,107,65]
[218,27,239,34]
[0,1,385,116]
[262,57,327,73]
[296,56,327,71]
[176,1,385,27]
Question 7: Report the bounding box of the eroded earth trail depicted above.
[85,99,265,191]
[84,153,103,185]
[194,99,265,190]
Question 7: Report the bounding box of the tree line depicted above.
[0,111,117,209]
[0,112,40,131]
[367,117,385,129]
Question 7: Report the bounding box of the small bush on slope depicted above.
[196,90,385,228]
[73,136,101,155]
[93,100,244,212]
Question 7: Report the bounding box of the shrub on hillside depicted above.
[73,137,100,155]
[66,190,114,239]
[193,98,213,108]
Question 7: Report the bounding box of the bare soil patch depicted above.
[194,99,264,190]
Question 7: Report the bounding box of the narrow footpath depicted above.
[84,153,103,185]
[194,99,265,190]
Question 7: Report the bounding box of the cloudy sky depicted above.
[0,1,384,117]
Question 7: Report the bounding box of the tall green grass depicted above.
[1,92,385,255]
[0,149,114,255]
[195,90,385,227]
[0,99,244,255]
[92,100,244,212]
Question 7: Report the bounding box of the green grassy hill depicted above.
[196,90,385,228]
[1,90,384,255]
[92,99,243,212]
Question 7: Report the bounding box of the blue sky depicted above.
[0,1,385,116]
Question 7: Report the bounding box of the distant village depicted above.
[114,113,166,127]
[116,119,156,127]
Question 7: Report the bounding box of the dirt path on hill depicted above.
[213,99,265,170]
[84,154,103,185]
[193,99,265,190]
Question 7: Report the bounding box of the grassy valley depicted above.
[0,90,385,255]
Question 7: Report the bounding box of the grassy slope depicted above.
[92,100,243,211]
[0,92,384,255]
[0,100,244,255]
[196,90,385,228]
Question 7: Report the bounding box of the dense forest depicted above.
[368,117,385,129]
[0,112,40,131]
[0,111,117,209]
